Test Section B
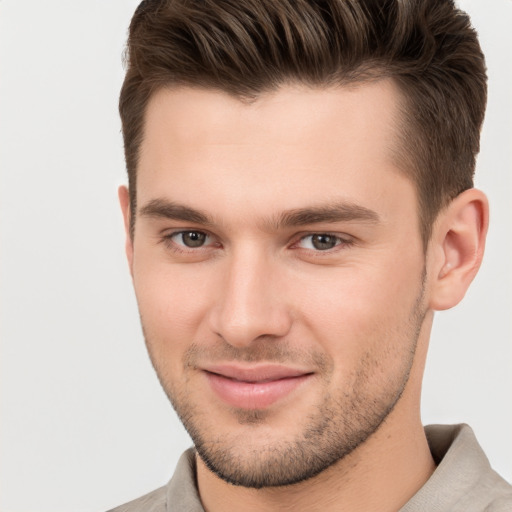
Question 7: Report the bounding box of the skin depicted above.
[120,81,488,512]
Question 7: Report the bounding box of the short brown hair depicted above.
[119,0,487,244]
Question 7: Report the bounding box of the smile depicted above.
[203,364,314,410]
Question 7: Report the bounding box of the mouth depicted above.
[202,364,314,410]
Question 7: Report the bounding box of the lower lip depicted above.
[205,372,311,409]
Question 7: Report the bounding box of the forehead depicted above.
[142,80,402,151]
[137,81,415,226]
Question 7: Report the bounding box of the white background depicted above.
[0,1,510,511]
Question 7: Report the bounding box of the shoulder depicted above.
[105,448,200,512]
[106,485,167,512]
[402,424,512,512]
[482,480,512,512]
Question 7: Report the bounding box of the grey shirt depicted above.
[108,424,512,511]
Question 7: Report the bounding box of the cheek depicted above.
[292,257,424,362]
[132,258,217,366]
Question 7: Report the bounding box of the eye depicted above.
[170,231,210,248]
[297,234,344,251]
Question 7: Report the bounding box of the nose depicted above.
[208,246,292,348]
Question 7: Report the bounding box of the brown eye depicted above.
[311,234,338,250]
[298,234,343,251]
[173,231,208,248]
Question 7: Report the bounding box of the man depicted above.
[110,0,512,510]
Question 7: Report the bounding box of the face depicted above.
[124,82,429,488]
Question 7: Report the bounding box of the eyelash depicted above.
[160,230,354,256]
[294,233,353,252]
[161,230,216,254]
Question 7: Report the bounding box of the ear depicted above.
[118,185,134,276]
[428,188,489,311]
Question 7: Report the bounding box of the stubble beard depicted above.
[143,275,427,489]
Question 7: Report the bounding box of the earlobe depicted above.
[118,185,134,276]
[428,189,489,311]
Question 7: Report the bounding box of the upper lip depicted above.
[203,364,312,383]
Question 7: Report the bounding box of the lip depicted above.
[203,364,313,409]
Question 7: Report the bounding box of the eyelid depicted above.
[170,230,210,246]
[161,228,219,252]
[292,232,355,251]
[158,228,354,254]
[160,227,212,239]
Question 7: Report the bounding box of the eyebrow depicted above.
[138,198,380,229]
[270,202,380,229]
[139,199,214,226]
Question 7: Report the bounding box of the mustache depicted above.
[183,339,331,371]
